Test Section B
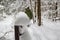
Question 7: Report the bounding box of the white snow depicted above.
[15,12,30,26]
[0,12,60,40]
[0,15,15,40]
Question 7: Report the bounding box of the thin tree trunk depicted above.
[36,0,41,26]
[55,2,58,21]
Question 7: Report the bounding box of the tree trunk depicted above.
[36,0,41,26]
[14,26,19,40]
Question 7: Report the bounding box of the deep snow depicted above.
[0,12,60,40]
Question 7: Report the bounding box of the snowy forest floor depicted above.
[0,13,60,40]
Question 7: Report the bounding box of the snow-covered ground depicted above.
[0,12,60,40]
[0,15,15,40]
[25,19,60,40]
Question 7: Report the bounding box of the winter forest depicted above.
[0,0,60,40]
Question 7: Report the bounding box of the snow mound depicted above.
[15,12,30,26]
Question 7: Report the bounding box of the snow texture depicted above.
[15,12,30,26]
[0,12,60,40]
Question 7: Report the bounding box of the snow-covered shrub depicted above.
[15,12,32,40]
[25,7,33,19]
